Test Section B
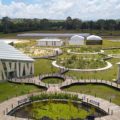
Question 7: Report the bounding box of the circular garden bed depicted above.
[57,56,106,69]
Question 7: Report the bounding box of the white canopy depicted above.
[87,35,102,40]
[70,35,84,40]
[69,35,85,45]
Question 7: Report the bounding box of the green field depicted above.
[0,82,44,102]
[104,49,120,54]
[63,84,120,105]
[34,59,59,76]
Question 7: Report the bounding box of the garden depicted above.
[68,46,102,53]
[15,41,56,57]
[57,54,106,69]
[1,38,120,120]
[10,93,106,120]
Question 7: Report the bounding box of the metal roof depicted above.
[70,35,85,40]
[87,35,102,40]
[0,41,34,62]
[17,33,90,37]
[37,38,62,42]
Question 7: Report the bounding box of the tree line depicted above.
[0,16,120,34]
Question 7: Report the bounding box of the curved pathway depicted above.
[52,60,112,72]
[67,49,104,55]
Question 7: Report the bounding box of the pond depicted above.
[9,100,107,120]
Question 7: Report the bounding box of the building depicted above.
[37,38,63,46]
[86,35,103,45]
[0,41,34,81]
[69,35,85,45]
[17,33,90,38]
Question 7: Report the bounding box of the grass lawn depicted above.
[104,49,120,54]
[31,101,89,119]
[68,46,101,53]
[63,84,120,105]
[0,82,44,102]
[34,59,59,76]
[102,40,120,48]
[42,77,64,84]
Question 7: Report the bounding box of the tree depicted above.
[72,18,82,29]
[40,19,50,30]
[65,16,73,29]
[96,19,106,30]
[1,17,12,33]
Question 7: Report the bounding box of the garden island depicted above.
[0,13,120,120]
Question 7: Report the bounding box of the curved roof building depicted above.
[87,35,102,41]
[69,35,85,45]
[86,35,103,45]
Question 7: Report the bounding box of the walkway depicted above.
[67,49,104,55]
[0,76,120,120]
[52,60,112,72]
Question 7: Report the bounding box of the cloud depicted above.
[0,0,120,20]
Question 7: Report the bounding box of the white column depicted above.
[5,62,15,72]
[31,63,34,75]
[20,62,25,77]
[16,62,20,77]
[0,61,6,80]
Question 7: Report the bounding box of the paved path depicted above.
[0,76,120,120]
[67,49,104,55]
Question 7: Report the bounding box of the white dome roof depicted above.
[71,35,84,40]
[87,35,102,40]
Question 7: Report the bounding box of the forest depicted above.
[0,16,120,35]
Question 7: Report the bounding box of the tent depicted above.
[69,35,85,45]
[86,35,103,45]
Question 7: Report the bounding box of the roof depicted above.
[87,35,102,40]
[70,35,84,40]
[17,33,90,37]
[0,41,34,62]
[37,38,62,42]
[0,39,19,44]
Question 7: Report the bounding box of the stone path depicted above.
[0,76,120,120]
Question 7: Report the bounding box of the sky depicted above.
[0,0,120,20]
